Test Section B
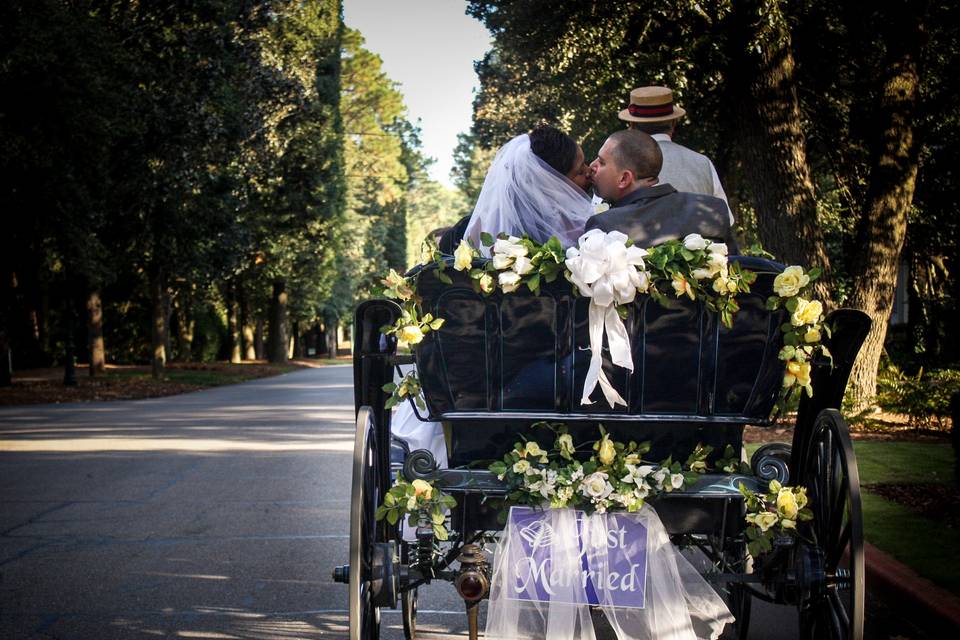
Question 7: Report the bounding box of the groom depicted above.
[586,130,738,252]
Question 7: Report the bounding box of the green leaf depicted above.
[481,232,495,247]
[437,271,453,285]
[385,397,398,409]
[430,318,444,330]
[784,297,799,313]
[386,509,399,526]
[766,296,781,310]
[433,524,449,541]
[382,382,397,392]
[807,267,822,280]
[431,510,445,525]
[385,493,396,506]
[375,505,387,520]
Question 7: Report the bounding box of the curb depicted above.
[865,541,960,631]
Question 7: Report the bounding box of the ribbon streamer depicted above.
[581,302,633,407]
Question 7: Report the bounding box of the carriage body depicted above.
[340,256,871,640]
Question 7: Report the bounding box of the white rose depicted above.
[499,270,521,293]
[493,236,527,258]
[512,255,535,275]
[683,233,709,251]
[580,472,612,499]
[670,473,684,489]
[492,253,513,270]
[692,268,713,280]
[708,242,728,256]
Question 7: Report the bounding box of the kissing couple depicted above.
[439,125,737,257]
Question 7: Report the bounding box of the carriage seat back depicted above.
[412,256,787,425]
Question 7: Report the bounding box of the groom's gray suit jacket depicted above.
[584,184,738,253]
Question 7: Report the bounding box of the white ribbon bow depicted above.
[565,230,650,408]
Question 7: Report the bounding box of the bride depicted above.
[439,125,595,254]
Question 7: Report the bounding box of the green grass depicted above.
[853,441,954,485]
[861,492,960,594]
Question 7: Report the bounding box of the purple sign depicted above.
[507,507,648,609]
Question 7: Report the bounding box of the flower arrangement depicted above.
[379,229,828,414]
[487,424,711,514]
[375,477,458,541]
[738,479,813,558]
[767,266,832,402]
[382,370,424,410]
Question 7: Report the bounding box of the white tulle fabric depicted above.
[464,134,594,255]
[485,506,734,640]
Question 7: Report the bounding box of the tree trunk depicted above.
[240,284,256,360]
[727,5,833,304]
[150,266,167,379]
[267,279,288,364]
[846,12,923,410]
[325,316,339,358]
[86,289,105,376]
[226,282,241,364]
[175,296,194,361]
[254,316,265,360]
[163,289,173,364]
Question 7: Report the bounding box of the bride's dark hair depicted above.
[529,125,579,177]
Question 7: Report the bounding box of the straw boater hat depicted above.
[618,86,687,123]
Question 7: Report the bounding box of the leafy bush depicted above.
[874,364,960,430]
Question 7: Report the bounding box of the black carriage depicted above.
[333,255,871,640]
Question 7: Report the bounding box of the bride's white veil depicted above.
[463,134,593,254]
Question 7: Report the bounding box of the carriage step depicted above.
[332,565,349,584]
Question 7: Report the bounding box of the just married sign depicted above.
[506,507,649,609]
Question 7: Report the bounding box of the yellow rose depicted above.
[597,437,616,466]
[672,272,695,300]
[513,459,531,474]
[454,239,473,271]
[754,511,779,532]
[791,298,824,326]
[804,328,821,343]
[524,441,544,457]
[795,487,808,509]
[557,433,575,458]
[411,479,433,500]
[406,496,417,511]
[776,488,799,520]
[398,325,424,344]
[478,273,494,293]
[773,265,810,297]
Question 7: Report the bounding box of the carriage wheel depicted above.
[349,407,386,640]
[797,409,864,640]
[719,539,751,640]
[401,587,418,639]
[399,541,418,640]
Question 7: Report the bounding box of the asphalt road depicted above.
[0,366,927,639]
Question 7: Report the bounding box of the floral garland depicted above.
[488,423,710,514]
[375,477,458,541]
[379,230,828,412]
[738,479,813,558]
[375,426,813,558]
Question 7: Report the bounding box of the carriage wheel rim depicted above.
[350,407,381,640]
[801,409,864,640]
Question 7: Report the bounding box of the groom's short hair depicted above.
[608,129,662,180]
[529,125,578,176]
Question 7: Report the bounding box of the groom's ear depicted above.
[618,169,635,188]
